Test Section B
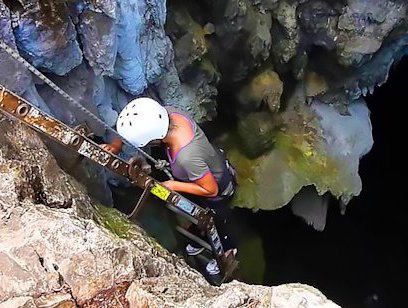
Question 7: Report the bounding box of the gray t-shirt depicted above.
[165,106,225,183]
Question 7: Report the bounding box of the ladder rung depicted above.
[175,226,212,251]
[127,183,152,219]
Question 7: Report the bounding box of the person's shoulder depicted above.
[177,143,202,163]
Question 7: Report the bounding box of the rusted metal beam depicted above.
[0,84,238,283]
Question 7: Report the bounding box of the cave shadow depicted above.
[236,57,408,308]
[112,56,407,307]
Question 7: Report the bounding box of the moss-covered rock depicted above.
[222,85,372,211]
[237,70,283,112]
[237,111,280,158]
[94,205,134,239]
[305,71,328,98]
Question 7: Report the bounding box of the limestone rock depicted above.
[305,71,328,98]
[224,85,373,211]
[12,0,83,75]
[0,119,206,305]
[298,0,339,51]
[0,2,32,95]
[165,3,220,121]
[271,0,299,64]
[336,0,407,66]
[237,111,279,158]
[78,10,118,76]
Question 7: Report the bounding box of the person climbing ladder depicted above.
[102,97,238,275]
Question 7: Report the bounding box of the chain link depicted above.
[0,39,173,179]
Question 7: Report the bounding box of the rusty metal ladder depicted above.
[0,85,238,285]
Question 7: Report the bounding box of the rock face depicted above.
[0,114,341,306]
[165,0,406,216]
[0,0,406,263]
[0,0,408,218]
[12,0,83,76]
[0,0,407,213]
[224,86,373,211]
[0,1,32,95]
[1,0,405,305]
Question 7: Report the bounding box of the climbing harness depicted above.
[0,44,238,283]
[0,40,173,180]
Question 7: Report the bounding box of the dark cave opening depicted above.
[113,56,407,307]
[231,57,407,307]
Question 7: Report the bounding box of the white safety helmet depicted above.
[116,97,169,148]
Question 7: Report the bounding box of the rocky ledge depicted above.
[0,116,340,307]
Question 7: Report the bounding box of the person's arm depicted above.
[162,171,219,197]
[100,137,123,155]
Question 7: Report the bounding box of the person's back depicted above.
[164,106,230,195]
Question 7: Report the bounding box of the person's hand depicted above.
[100,143,121,155]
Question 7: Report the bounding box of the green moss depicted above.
[94,204,168,252]
[274,131,346,196]
[95,205,134,239]
[219,115,348,210]
[218,134,261,209]
[278,133,318,175]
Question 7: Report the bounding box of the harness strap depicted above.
[212,147,237,200]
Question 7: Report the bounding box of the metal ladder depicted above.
[0,85,239,284]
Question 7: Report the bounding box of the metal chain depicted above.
[0,39,173,179]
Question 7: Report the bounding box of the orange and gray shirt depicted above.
[165,106,235,197]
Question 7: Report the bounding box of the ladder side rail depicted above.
[0,85,232,272]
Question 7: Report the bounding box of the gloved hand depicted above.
[154,159,170,171]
